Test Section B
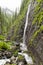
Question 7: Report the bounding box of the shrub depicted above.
[0,35,5,40]
[0,41,11,50]
[13,50,18,57]
[18,55,24,60]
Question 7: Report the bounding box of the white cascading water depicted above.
[20,0,32,51]
[19,0,33,65]
[0,59,10,65]
[23,2,31,44]
[18,53,33,64]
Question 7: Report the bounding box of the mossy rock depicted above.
[18,55,24,61]
[5,64,17,65]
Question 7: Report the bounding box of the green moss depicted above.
[18,55,24,60]
[36,0,41,3]
[5,64,17,65]
[40,25,43,31]
[11,64,17,65]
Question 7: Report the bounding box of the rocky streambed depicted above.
[0,42,33,65]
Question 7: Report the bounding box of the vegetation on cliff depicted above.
[29,0,43,45]
[0,0,43,65]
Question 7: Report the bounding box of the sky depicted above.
[0,0,22,13]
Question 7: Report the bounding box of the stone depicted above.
[5,51,12,58]
[10,56,17,64]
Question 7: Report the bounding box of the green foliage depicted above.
[30,29,40,44]
[32,0,43,25]
[0,35,5,40]
[18,55,24,60]
[40,25,43,31]
[0,0,30,41]
[0,41,11,50]
[10,0,30,41]
[30,0,43,45]
[36,0,42,3]
[0,7,11,37]
[13,50,18,57]
[11,64,17,65]
[30,24,43,45]
[12,64,17,65]
[5,64,17,65]
[32,10,43,25]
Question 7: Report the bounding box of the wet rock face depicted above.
[5,55,27,65]
[25,0,43,65]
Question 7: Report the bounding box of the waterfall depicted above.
[0,1,33,65]
[18,53,33,64]
[20,0,32,51]
[23,1,31,44]
[19,1,33,65]
[20,1,32,51]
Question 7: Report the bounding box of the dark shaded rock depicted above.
[5,51,12,58]
[0,52,2,59]
[17,55,27,65]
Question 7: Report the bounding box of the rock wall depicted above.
[26,0,43,65]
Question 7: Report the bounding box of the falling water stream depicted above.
[19,0,33,65]
[23,2,31,44]
[20,0,32,52]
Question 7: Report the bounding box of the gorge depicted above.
[0,0,43,65]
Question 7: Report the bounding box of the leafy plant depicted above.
[0,41,11,50]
